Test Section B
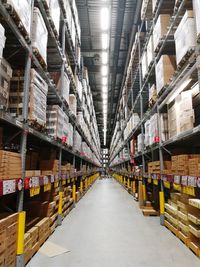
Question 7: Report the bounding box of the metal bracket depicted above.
[16,255,24,267]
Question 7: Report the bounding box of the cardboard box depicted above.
[147,34,154,67]
[141,51,148,80]
[46,105,64,140]
[193,0,200,37]
[174,10,196,65]
[156,55,176,95]
[69,94,77,116]
[153,14,170,51]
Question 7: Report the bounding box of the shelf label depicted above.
[44,183,51,192]
[54,181,59,188]
[174,175,181,184]
[3,180,16,195]
[43,176,49,185]
[30,187,40,197]
[161,175,167,181]
[164,181,170,189]
[182,186,195,196]
[153,180,158,186]
[181,176,188,186]
[173,183,181,192]
[62,180,66,185]
[29,177,39,188]
[187,176,197,187]
[50,175,54,183]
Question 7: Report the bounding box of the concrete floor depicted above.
[27,178,200,267]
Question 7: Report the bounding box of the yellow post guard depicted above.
[80,181,83,193]
[17,211,26,255]
[73,184,76,202]
[159,191,165,214]
[142,184,146,201]
[58,191,63,215]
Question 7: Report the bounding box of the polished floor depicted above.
[27,178,200,267]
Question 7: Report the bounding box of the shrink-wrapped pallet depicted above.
[0,58,12,109]
[137,134,143,152]
[67,123,73,147]
[149,84,157,104]
[0,24,6,59]
[141,51,148,80]
[153,14,170,51]
[5,0,32,36]
[144,120,150,147]
[74,131,82,152]
[174,10,196,65]
[9,69,48,126]
[46,105,64,139]
[32,8,48,64]
[149,113,159,145]
[69,94,77,116]
[155,55,176,95]
[51,72,70,104]
[147,35,154,67]
[193,0,200,38]
[62,113,69,143]
[49,0,60,35]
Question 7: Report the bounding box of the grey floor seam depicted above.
[27,179,200,267]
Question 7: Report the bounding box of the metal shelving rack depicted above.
[109,0,200,223]
[0,1,101,266]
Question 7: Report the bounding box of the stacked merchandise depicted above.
[144,120,150,147]
[0,213,18,267]
[0,150,22,179]
[32,8,48,64]
[171,154,200,176]
[124,113,140,140]
[137,134,143,152]
[62,113,69,144]
[75,75,83,101]
[0,58,12,109]
[0,24,6,59]
[67,123,74,147]
[149,84,157,105]
[69,94,77,117]
[168,90,195,138]
[147,35,154,68]
[40,159,59,175]
[9,69,48,127]
[141,51,148,80]
[149,113,159,145]
[46,105,64,140]
[51,72,70,104]
[62,186,74,217]
[174,10,196,65]
[193,0,200,38]
[47,0,60,36]
[153,14,170,52]
[155,55,176,95]
[74,131,82,153]
[3,0,32,36]
[148,161,171,174]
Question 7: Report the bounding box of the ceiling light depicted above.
[101,65,108,76]
[101,7,110,31]
[102,85,108,93]
[103,99,107,105]
[102,33,109,49]
[102,51,108,64]
[102,93,108,100]
[102,77,108,86]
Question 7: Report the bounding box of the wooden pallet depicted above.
[164,220,178,236]
[142,208,159,216]
[177,231,191,246]
[176,48,196,71]
[188,241,200,258]
[32,47,47,70]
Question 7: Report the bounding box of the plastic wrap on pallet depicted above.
[62,113,69,143]
[75,75,83,101]
[144,120,150,147]
[46,105,64,139]
[174,10,196,65]
[153,14,170,51]
[155,55,176,95]
[0,24,6,59]
[193,0,200,37]
[49,0,60,35]
[149,113,159,145]
[67,123,73,147]
[149,84,157,103]
[141,0,152,20]
[74,130,82,152]
[69,94,77,116]
[141,51,148,80]
[0,58,12,109]
[137,134,143,152]
[32,8,48,64]
[147,34,154,67]
[5,0,32,36]
[160,113,168,142]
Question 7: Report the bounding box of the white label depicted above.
[181,176,188,186]
[43,176,49,185]
[50,175,54,183]
[16,120,22,128]
[188,176,197,187]
[3,180,16,195]
[30,177,40,188]
[174,175,181,184]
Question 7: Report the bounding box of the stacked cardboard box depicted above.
[0,24,6,59]
[74,131,82,153]
[148,161,171,174]
[149,84,157,105]
[4,0,32,36]
[188,156,200,176]
[0,150,22,179]
[51,72,70,104]
[69,94,77,117]
[141,0,152,20]
[168,90,195,138]
[155,55,176,95]
[9,69,48,126]
[46,105,64,140]
[32,8,48,64]
[144,120,150,147]
[160,113,169,142]
[48,0,60,35]
[171,154,200,175]
[174,10,196,65]
[40,159,59,174]
[149,113,159,145]
[0,59,13,110]
[153,14,170,51]
[147,35,154,67]
[141,51,148,80]
[67,123,74,147]
[0,213,18,267]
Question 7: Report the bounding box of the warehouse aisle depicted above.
[27,179,200,267]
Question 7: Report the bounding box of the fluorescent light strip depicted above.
[102,33,109,49]
[101,7,110,31]
[102,77,108,86]
[101,65,108,76]
[102,51,108,64]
